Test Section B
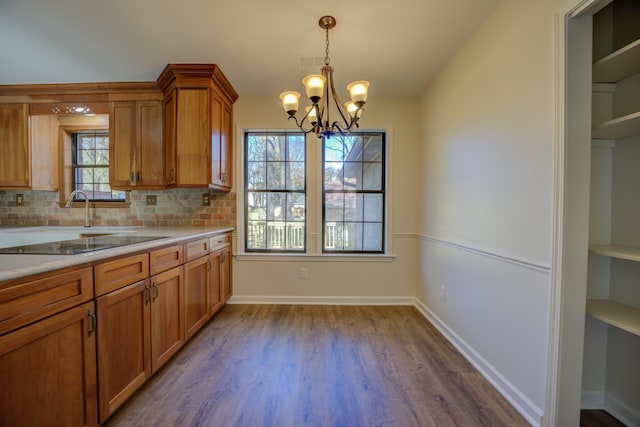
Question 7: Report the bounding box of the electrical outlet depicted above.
[16,194,24,206]
[300,267,308,279]
[146,195,157,206]
[440,286,447,301]
[202,193,210,206]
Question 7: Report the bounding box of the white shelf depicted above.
[589,245,640,262]
[586,299,640,337]
[593,38,640,83]
[592,111,640,139]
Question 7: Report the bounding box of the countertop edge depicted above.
[0,226,235,284]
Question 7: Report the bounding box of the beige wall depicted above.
[231,95,421,301]
[415,0,571,425]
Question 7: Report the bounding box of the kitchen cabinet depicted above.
[0,104,59,190]
[583,0,640,420]
[0,300,98,427]
[0,104,29,188]
[96,278,151,422]
[110,100,166,189]
[150,265,184,372]
[184,254,210,340]
[157,64,238,190]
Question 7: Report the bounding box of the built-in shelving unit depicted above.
[582,1,640,420]
[590,245,640,262]
[593,38,640,83]
[592,111,640,139]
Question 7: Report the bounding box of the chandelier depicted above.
[279,16,370,138]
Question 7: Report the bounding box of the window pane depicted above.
[267,193,284,221]
[324,162,343,189]
[267,162,285,189]
[288,135,305,161]
[247,135,266,161]
[363,194,383,222]
[287,161,305,190]
[323,132,385,253]
[287,193,305,222]
[247,192,267,220]
[266,135,286,162]
[363,163,382,190]
[343,162,363,190]
[247,221,266,249]
[95,149,109,165]
[363,223,382,251]
[247,162,266,189]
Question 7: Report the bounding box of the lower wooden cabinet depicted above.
[0,301,99,427]
[150,266,184,372]
[97,279,151,422]
[184,255,210,340]
[220,245,232,303]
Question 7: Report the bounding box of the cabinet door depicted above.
[0,301,98,427]
[183,255,210,339]
[137,101,164,187]
[210,92,232,192]
[109,101,137,188]
[96,279,151,422]
[176,88,210,186]
[209,251,223,316]
[110,101,164,189]
[150,266,184,373]
[221,246,232,302]
[0,104,30,188]
[163,92,177,186]
[30,114,59,190]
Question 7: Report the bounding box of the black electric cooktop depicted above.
[0,235,168,255]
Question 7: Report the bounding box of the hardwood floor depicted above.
[104,305,530,427]
[580,410,627,427]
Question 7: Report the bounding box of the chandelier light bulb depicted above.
[280,91,301,115]
[302,74,326,103]
[305,105,318,124]
[344,101,362,119]
[347,81,370,106]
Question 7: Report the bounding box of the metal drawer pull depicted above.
[88,310,96,337]
[153,282,159,302]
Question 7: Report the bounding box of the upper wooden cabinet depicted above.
[157,64,238,191]
[110,100,168,189]
[0,104,58,190]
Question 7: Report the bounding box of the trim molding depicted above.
[227,295,415,306]
[417,234,551,273]
[413,298,544,427]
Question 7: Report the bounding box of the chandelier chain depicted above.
[325,27,330,66]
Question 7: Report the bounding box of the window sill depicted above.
[235,253,395,262]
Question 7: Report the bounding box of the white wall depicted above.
[415,0,572,425]
[231,96,421,302]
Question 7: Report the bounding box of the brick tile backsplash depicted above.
[0,189,236,227]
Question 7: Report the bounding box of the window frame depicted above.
[244,131,307,253]
[238,127,391,259]
[322,132,386,254]
[71,130,126,203]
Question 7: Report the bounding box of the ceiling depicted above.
[0,0,500,98]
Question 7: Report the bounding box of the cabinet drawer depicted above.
[209,233,230,252]
[184,238,209,262]
[150,245,183,276]
[0,267,93,335]
[95,254,149,296]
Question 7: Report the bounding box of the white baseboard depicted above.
[582,390,640,427]
[412,298,544,427]
[227,295,415,306]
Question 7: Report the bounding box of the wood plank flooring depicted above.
[580,410,626,427]
[104,305,530,427]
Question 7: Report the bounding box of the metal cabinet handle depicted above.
[144,284,151,305]
[152,282,159,302]
[207,260,212,271]
[88,310,96,337]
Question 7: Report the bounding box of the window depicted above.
[72,131,125,202]
[243,130,386,255]
[245,131,306,252]
[323,132,385,253]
